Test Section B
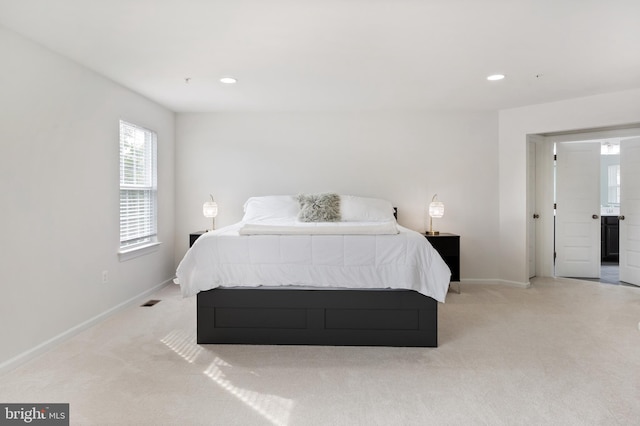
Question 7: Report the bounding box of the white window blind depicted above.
[119,120,157,250]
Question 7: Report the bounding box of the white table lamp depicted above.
[427,194,444,235]
[203,194,218,231]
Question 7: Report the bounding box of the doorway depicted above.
[599,143,621,284]
[528,126,640,287]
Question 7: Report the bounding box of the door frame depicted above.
[528,135,554,278]
[529,125,640,278]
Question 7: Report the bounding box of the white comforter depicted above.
[175,221,451,302]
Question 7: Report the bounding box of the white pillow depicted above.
[242,195,299,222]
[340,195,396,222]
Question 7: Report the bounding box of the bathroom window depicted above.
[607,164,620,204]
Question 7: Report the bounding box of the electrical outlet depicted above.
[102,270,108,284]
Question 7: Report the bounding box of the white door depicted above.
[528,140,537,278]
[620,137,640,286]
[555,142,601,278]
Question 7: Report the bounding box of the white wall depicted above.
[498,88,640,285]
[0,27,176,369]
[176,110,499,282]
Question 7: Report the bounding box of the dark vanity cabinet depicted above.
[601,216,619,260]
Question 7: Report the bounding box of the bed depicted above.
[176,194,451,347]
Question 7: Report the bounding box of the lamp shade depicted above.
[203,201,218,218]
[429,199,444,218]
[203,194,218,218]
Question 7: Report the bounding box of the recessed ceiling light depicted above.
[220,77,237,84]
[487,74,505,81]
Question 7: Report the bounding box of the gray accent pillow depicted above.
[297,193,341,222]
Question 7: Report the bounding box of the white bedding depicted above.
[176,220,451,303]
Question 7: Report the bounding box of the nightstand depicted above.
[189,231,207,248]
[425,233,460,293]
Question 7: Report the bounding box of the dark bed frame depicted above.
[194,207,439,347]
[197,288,438,347]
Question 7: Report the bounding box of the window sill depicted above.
[118,241,161,262]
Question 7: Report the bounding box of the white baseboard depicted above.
[460,278,531,288]
[0,278,173,376]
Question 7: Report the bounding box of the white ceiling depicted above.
[1,0,639,113]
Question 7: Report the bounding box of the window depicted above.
[607,164,620,205]
[119,120,158,252]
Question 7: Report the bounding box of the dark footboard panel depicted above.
[197,288,438,347]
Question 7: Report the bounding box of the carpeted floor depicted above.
[1,278,639,425]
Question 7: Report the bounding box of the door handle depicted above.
[592,214,599,219]
[619,215,625,220]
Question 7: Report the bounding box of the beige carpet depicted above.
[1,277,639,425]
